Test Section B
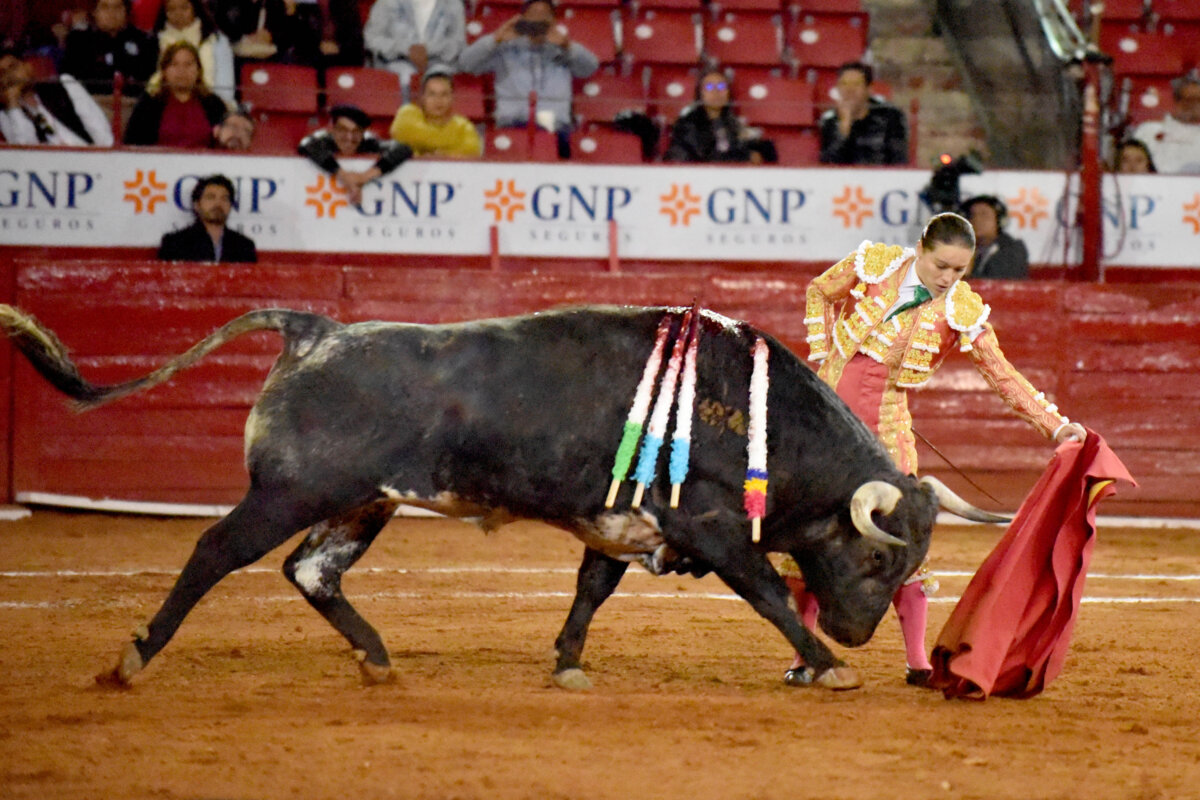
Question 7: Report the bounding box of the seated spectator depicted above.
[1113,137,1156,174]
[458,0,598,144]
[299,104,414,204]
[819,61,908,166]
[961,195,1029,280]
[158,173,258,262]
[389,69,482,158]
[149,0,236,103]
[211,106,255,150]
[61,0,159,96]
[314,0,367,67]
[1133,72,1200,175]
[664,69,776,164]
[0,47,114,146]
[365,0,465,90]
[124,40,229,146]
[210,0,321,65]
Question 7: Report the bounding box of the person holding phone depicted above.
[457,0,598,153]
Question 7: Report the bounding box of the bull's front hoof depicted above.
[814,666,863,690]
[552,668,592,691]
[783,667,814,687]
[353,650,394,686]
[94,641,143,689]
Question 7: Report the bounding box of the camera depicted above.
[920,150,984,213]
[515,19,551,37]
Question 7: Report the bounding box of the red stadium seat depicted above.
[1120,75,1176,125]
[647,65,700,123]
[452,73,491,123]
[733,73,815,126]
[1157,0,1200,20]
[711,0,784,11]
[622,9,703,66]
[240,63,319,114]
[253,113,319,154]
[1090,0,1152,20]
[325,67,403,122]
[465,4,512,43]
[766,125,820,165]
[784,12,868,69]
[1100,26,1185,76]
[557,7,621,64]
[574,69,648,125]
[484,127,561,161]
[632,0,705,9]
[785,0,863,12]
[704,12,784,67]
[570,124,645,163]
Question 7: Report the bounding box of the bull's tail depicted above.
[0,305,336,410]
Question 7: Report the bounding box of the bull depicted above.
[0,304,1002,691]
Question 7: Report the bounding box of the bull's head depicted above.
[794,476,1007,647]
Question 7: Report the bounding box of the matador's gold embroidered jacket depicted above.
[804,240,1070,472]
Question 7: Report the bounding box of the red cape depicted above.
[929,431,1136,699]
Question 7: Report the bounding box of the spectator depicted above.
[61,0,159,95]
[819,61,908,166]
[313,0,367,67]
[210,0,321,65]
[158,174,258,262]
[1133,72,1200,175]
[299,104,414,204]
[458,0,598,146]
[663,68,776,164]
[149,0,236,103]
[211,105,255,150]
[364,0,465,89]
[389,69,482,158]
[0,47,114,146]
[124,40,228,146]
[1113,137,1156,174]
[960,195,1029,280]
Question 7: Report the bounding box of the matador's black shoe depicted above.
[783,666,815,687]
[905,667,933,687]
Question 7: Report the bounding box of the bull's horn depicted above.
[850,481,907,547]
[919,476,1011,524]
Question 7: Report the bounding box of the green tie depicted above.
[886,285,931,320]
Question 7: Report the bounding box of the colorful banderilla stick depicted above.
[632,308,694,509]
[606,315,673,508]
[744,336,769,542]
[669,308,701,508]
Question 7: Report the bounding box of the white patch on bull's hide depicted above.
[571,510,664,559]
[243,406,268,460]
[292,541,362,598]
[698,308,743,334]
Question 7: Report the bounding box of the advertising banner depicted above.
[1,148,1196,268]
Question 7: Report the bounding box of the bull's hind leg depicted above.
[96,489,321,687]
[282,497,400,685]
[552,547,629,690]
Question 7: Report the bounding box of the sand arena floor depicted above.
[0,510,1198,800]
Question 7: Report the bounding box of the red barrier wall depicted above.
[3,254,1198,518]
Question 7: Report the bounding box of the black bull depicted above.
[0,304,995,690]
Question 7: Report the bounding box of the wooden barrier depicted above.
[2,255,1197,518]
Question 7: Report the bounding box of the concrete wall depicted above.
[2,254,1196,518]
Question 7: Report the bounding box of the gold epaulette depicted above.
[944,281,991,332]
[853,241,911,284]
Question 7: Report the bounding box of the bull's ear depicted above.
[850,481,907,547]
[919,476,1011,524]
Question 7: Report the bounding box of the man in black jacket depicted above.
[61,0,158,95]
[819,62,908,166]
[298,104,412,205]
[158,174,258,263]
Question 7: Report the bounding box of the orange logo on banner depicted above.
[304,175,350,218]
[122,170,168,214]
[1183,194,1200,234]
[483,179,527,222]
[831,185,874,227]
[1006,187,1050,230]
[659,184,701,226]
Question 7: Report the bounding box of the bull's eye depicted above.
[871,549,885,565]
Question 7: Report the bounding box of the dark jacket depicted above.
[123,92,229,146]
[819,98,909,165]
[970,232,1029,280]
[61,25,158,94]
[664,103,759,163]
[297,129,413,176]
[158,220,258,263]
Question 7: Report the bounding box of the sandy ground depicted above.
[1,510,1198,800]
